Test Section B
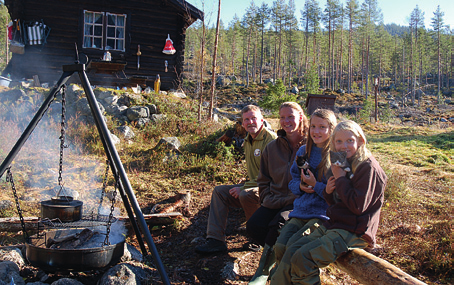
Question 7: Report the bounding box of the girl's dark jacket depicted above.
[323,155,387,247]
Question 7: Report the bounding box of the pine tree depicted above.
[431,5,445,101]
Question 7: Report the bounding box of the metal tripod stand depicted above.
[0,63,170,285]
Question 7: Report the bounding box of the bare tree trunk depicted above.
[208,0,221,120]
[197,19,206,122]
[259,23,264,84]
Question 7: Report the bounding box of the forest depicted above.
[184,0,453,104]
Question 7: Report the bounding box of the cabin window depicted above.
[83,11,126,51]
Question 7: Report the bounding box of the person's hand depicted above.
[301,169,316,187]
[326,176,336,194]
[300,183,315,193]
[331,164,346,179]
[229,187,242,199]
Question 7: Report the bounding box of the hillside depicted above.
[0,83,452,284]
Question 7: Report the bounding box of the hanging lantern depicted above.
[162,34,176,55]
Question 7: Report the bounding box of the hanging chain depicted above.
[57,85,68,195]
[6,168,29,240]
[97,160,110,216]
[104,173,119,245]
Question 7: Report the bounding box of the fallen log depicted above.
[334,248,426,285]
[0,212,183,232]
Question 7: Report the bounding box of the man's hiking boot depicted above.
[195,238,227,254]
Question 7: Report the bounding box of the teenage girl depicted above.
[270,109,337,285]
[247,102,308,285]
[287,120,387,284]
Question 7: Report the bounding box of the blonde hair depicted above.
[330,120,371,173]
[306,109,337,180]
[279,102,309,139]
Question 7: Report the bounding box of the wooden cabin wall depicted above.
[4,0,199,90]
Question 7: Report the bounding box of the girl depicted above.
[270,109,337,285]
[287,120,387,284]
[247,102,308,285]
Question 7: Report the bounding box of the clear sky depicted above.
[191,0,454,30]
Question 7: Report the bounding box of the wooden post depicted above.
[374,77,379,123]
[334,249,427,285]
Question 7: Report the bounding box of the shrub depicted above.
[259,79,297,114]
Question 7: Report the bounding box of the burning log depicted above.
[46,228,97,249]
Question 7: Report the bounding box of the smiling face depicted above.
[310,115,331,147]
[279,106,302,135]
[242,110,264,138]
[333,130,364,158]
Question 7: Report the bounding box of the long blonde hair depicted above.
[330,120,371,173]
[306,109,337,180]
[279,102,309,140]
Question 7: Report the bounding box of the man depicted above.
[195,105,277,254]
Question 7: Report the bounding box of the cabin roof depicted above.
[5,0,204,23]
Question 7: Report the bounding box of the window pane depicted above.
[84,12,93,23]
[117,28,124,38]
[106,39,115,50]
[83,37,92,48]
[108,15,115,26]
[94,13,103,24]
[94,38,102,48]
[84,24,93,36]
[116,40,124,50]
[117,16,125,26]
[107,27,115,38]
[94,25,103,36]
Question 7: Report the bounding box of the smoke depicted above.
[0,87,128,241]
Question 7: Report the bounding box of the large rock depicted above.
[154,137,181,152]
[75,97,105,116]
[116,126,135,140]
[51,278,84,285]
[0,248,25,268]
[98,262,154,285]
[126,106,149,121]
[121,244,143,262]
[0,261,24,285]
[168,90,187,99]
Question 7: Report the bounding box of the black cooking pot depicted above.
[41,196,83,222]
[26,229,125,272]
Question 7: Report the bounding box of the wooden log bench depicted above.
[334,248,426,284]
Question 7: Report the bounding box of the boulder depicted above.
[0,248,25,268]
[146,104,158,115]
[0,261,24,285]
[116,126,135,140]
[126,106,149,121]
[151,114,166,123]
[0,200,13,211]
[121,244,143,262]
[154,137,181,152]
[50,278,84,285]
[168,90,187,99]
[135,118,150,128]
[98,262,154,285]
[290,86,299,94]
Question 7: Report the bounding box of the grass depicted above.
[0,86,452,284]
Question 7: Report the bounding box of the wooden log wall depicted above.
[4,0,201,90]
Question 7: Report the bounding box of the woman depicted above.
[246,102,308,285]
[270,109,337,284]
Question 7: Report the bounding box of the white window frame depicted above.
[83,10,126,51]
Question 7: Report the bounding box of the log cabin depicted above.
[3,0,203,90]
